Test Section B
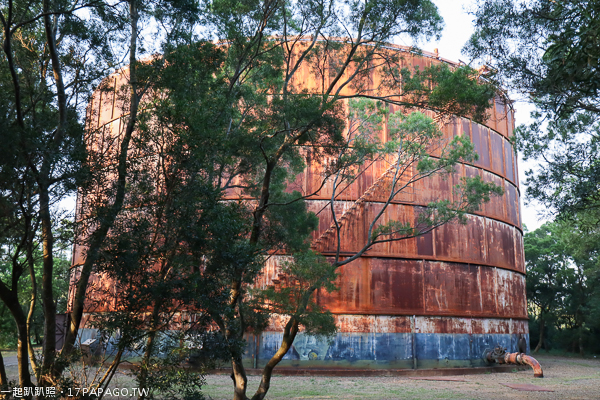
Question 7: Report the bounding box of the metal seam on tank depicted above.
[318,249,527,275]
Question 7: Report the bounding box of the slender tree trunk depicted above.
[62,0,140,361]
[137,331,158,400]
[251,319,299,400]
[38,184,57,387]
[26,244,40,379]
[0,351,8,398]
[16,316,33,392]
[95,347,124,400]
[533,317,544,354]
[137,297,164,400]
[231,356,248,400]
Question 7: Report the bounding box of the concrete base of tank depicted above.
[71,315,529,371]
[242,317,530,370]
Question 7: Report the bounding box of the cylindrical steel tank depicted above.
[248,45,527,370]
[73,43,527,369]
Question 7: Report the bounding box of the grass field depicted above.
[2,354,599,399]
[202,355,600,400]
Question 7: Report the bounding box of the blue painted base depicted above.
[248,332,530,369]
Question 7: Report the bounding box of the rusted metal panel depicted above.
[507,108,514,137]
[471,123,491,169]
[317,203,420,256]
[478,266,498,316]
[495,268,527,318]
[412,169,453,204]
[494,98,508,137]
[490,130,505,177]
[514,232,526,274]
[462,118,471,140]
[505,182,519,227]
[315,256,526,319]
[415,316,472,334]
[253,255,292,290]
[71,243,85,267]
[434,215,487,265]
[504,140,516,183]
[514,151,520,188]
[463,163,481,182]
[266,315,526,336]
[485,219,516,271]
[335,315,412,333]
[481,171,505,220]
[416,228,434,257]
[370,259,424,314]
[318,257,371,313]
[472,318,510,334]
[423,262,480,315]
[511,319,529,334]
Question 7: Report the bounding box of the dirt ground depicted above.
[2,354,599,399]
[203,355,600,400]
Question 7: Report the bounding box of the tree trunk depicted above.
[0,287,33,391]
[137,331,157,400]
[26,241,40,379]
[38,184,57,388]
[533,317,544,354]
[62,0,140,361]
[231,356,248,400]
[16,318,33,392]
[137,297,164,400]
[0,351,8,398]
[251,318,299,400]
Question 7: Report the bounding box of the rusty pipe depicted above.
[500,352,543,378]
[484,346,543,378]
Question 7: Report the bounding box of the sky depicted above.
[419,0,547,231]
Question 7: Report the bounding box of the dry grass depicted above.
[203,355,600,400]
[3,354,599,399]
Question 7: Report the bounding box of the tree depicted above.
[556,213,600,354]
[0,235,71,349]
[466,0,600,216]
[524,220,600,355]
[523,223,571,352]
[119,2,501,399]
[0,0,95,390]
[0,0,202,396]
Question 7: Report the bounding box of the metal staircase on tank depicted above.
[311,113,447,254]
[311,154,405,253]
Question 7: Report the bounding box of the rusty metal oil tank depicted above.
[247,46,527,370]
[73,42,527,370]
